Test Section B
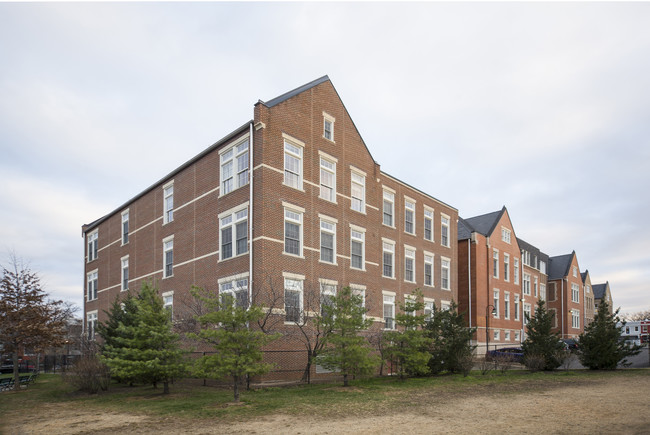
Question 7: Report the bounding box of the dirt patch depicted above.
[6,374,650,434]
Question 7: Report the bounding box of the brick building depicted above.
[82,76,458,380]
[547,251,585,338]
[593,281,614,315]
[517,237,550,333]
[581,270,595,327]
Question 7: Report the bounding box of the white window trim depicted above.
[424,297,435,321]
[163,235,174,279]
[350,224,366,271]
[382,189,395,228]
[493,249,499,279]
[493,289,500,318]
[283,134,304,191]
[319,152,337,203]
[501,227,511,244]
[218,203,249,261]
[283,204,304,258]
[441,214,450,247]
[514,258,520,284]
[319,216,337,265]
[504,291,510,320]
[121,255,129,291]
[283,276,304,324]
[87,230,98,263]
[86,269,98,301]
[503,253,510,282]
[382,290,396,330]
[441,256,451,290]
[423,207,434,242]
[424,251,435,288]
[219,135,250,197]
[350,167,366,214]
[219,273,249,308]
[404,246,416,283]
[323,112,335,142]
[514,294,520,321]
[86,310,98,340]
[163,180,174,225]
[121,209,129,246]
[382,238,395,279]
[162,290,174,316]
[404,197,416,235]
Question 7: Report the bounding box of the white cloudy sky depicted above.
[1,2,649,316]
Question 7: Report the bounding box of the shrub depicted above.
[63,339,110,394]
[523,353,546,372]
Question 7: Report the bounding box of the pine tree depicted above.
[97,292,139,384]
[426,301,476,376]
[578,301,642,370]
[189,286,279,402]
[319,287,378,386]
[384,290,431,379]
[101,282,185,394]
[522,299,564,371]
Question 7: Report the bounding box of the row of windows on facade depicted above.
[491,290,532,323]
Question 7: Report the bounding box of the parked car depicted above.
[562,339,579,351]
[486,347,524,363]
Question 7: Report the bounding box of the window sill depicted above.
[350,267,366,272]
[282,182,305,192]
[319,260,338,266]
[382,223,396,229]
[219,252,249,263]
[319,196,337,204]
[382,275,396,280]
[350,208,366,215]
[283,252,305,259]
[323,136,335,144]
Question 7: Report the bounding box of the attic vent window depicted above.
[323,112,335,142]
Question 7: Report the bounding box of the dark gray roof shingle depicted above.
[548,252,574,280]
[461,208,504,237]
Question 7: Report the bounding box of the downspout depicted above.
[468,237,472,329]
[561,279,565,339]
[520,251,524,343]
[249,121,254,308]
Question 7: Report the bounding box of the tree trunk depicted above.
[13,351,20,391]
[233,375,240,402]
[163,381,169,394]
[343,373,348,387]
[301,350,312,384]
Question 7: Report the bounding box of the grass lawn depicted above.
[1,370,649,422]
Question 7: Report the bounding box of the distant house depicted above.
[617,319,649,346]
[581,270,595,327]
[547,251,585,339]
[593,282,614,315]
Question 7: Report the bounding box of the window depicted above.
[220,277,248,309]
[493,330,500,341]
[572,310,580,329]
[573,266,578,277]
[534,276,538,297]
[493,250,499,279]
[441,215,450,247]
[404,200,415,234]
[163,182,174,224]
[319,156,336,202]
[121,256,129,291]
[382,241,394,278]
[284,207,303,256]
[524,303,532,325]
[523,273,531,296]
[284,278,303,323]
[163,237,174,278]
[220,206,248,260]
[350,285,366,310]
[504,292,510,319]
[514,295,520,321]
[404,248,415,282]
[585,284,590,294]
[284,139,303,189]
[121,210,129,245]
[320,282,336,317]
[514,258,520,284]
[383,293,395,329]
[424,254,434,287]
[540,260,546,274]
[424,300,435,322]
[323,112,335,141]
[383,190,394,226]
[351,170,365,212]
[523,250,530,266]
[505,330,511,341]
[87,230,98,262]
[320,219,336,264]
[350,227,365,270]
[441,301,451,311]
[162,291,174,317]
[87,270,98,301]
[503,254,509,281]
[87,311,98,340]
[220,138,249,195]
[441,257,450,290]
[424,209,433,241]
[493,290,499,318]
[501,227,511,244]
[514,330,521,342]
[572,283,580,303]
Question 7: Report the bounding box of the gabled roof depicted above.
[548,252,575,280]
[260,75,330,108]
[593,282,609,299]
[581,270,590,284]
[517,237,550,269]
[461,207,506,238]
[458,217,474,240]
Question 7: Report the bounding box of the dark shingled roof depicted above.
[458,217,474,240]
[261,75,330,108]
[461,208,505,237]
[581,271,589,284]
[593,282,609,299]
[517,238,550,270]
[548,252,575,280]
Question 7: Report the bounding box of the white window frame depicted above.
[163,181,174,224]
[319,153,337,203]
[572,283,580,303]
[320,280,337,317]
[514,294,520,321]
[383,291,396,330]
[424,298,435,322]
[441,300,451,311]
[505,330,511,341]
[87,310,98,341]
[87,269,98,301]
[524,303,532,325]
[540,283,546,301]
[382,239,395,278]
[514,330,521,342]
[493,249,499,279]
[523,273,531,296]
[441,214,450,247]
[383,189,395,227]
[121,209,129,245]
[494,330,500,341]
[514,257,520,284]
[219,204,249,261]
[404,247,416,283]
[572,309,580,329]
[219,274,249,309]
[283,205,304,257]
[350,284,366,311]
[350,169,366,213]
[121,255,129,291]
[350,225,365,270]
[493,290,500,318]
[220,136,250,196]
[573,266,578,277]
[501,227,511,244]
[503,253,510,282]
[320,217,337,264]
[534,276,539,297]
[504,292,510,320]
[162,290,174,317]
[283,136,304,190]
[87,230,98,262]
[284,275,304,324]
[424,253,434,287]
[424,208,434,241]
[404,198,415,235]
[163,236,174,278]
[323,112,335,142]
[441,257,451,290]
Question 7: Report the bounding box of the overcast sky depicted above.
[1,2,649,316]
